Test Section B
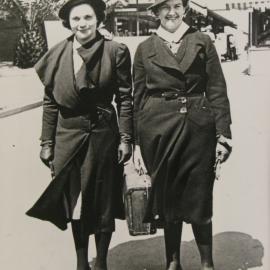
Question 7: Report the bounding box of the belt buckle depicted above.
[162,92,178,100]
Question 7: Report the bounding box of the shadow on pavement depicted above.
[91,231,263,270]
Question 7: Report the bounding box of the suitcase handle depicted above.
[143,174,151,199]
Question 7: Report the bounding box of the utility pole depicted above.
[136,0,140,36]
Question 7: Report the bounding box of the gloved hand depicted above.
[118,142,132,164]
[133,145,148,175]
[40,141,54,167]
[216,135,232,163]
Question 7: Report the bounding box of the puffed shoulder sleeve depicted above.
[204,35,232,139]
[114,43,133,143]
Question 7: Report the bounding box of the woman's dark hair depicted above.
[60,0,106,29]
[152,0,189,15]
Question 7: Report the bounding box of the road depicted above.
[0,58,270,270]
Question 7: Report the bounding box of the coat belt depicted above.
[148,90,204,100]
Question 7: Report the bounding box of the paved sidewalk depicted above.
[0,62,43,118]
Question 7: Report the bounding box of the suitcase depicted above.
[123,163,157,236]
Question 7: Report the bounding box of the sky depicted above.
[194,0,227,9]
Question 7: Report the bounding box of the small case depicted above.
[123,163,157,236]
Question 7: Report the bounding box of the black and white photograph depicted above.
[0,0,269,269]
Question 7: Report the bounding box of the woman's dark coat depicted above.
[133,28,232,225]
[26,34,133,232]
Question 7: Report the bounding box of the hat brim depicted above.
[147,0,167,10]
[59,0,106,20]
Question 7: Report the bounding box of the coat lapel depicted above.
[149,35,182,73]
[147,30,204,75]
[53,37,81,108]
[175,30,204,74]
[35,35,81,109]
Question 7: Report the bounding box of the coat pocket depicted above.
[187,98,216,129]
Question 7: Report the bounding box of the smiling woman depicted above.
[133,0,232,269]
[69,4,98,44]
[155,0,186,33]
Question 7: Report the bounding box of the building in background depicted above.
[225,0,270,47]
[104,0,237,36]
[225,0,270,75]
[0,0,238,63]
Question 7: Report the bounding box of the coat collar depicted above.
[156,22,189,43]
[75,33,104,91]
[35,33,105,109]
[147,28,204,74]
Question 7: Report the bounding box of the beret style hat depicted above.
[58,0,106,20]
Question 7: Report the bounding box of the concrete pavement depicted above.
[0,62,43,118]
[0,54,270,269]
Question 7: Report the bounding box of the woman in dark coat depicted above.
[26,0,133,269]
[133,0,232,269]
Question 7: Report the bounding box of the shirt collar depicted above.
[73,36,82,51]
[156,22,189,43]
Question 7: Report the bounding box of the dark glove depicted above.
[40,141,54,167]
[118,142,132,164]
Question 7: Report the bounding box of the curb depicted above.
[0,101,42,119]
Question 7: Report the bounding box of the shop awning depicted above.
[189,0,207,16]
[189,1,237,28]
[207,9,237,28]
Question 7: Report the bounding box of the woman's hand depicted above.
[216,143,230,163]
[216,135,232,163]
[118,142,132,164]
[40,141,54,167]
[133,145,148,175]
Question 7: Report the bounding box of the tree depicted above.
[0,0,63,68]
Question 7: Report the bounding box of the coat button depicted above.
[180,97,187,103]
[179,107,187,114]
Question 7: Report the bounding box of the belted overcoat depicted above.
[26,33,133,233]
[133,28,232,225]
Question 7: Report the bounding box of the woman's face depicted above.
[156,0,185,33]
[69,4,97,44]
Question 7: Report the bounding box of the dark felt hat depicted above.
[58,0,106,20]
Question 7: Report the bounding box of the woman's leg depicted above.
[71,220,90,270]
[94,232,112,270]
[192,221,214,270]
[164,222,183,270]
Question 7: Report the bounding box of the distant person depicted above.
[227,34,238,61]
[133,0,232,269]
[26,0,133,269]
[215,32,227,61]
[204,25,216,43]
